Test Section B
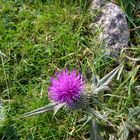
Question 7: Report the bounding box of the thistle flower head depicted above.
[48,69,85,108]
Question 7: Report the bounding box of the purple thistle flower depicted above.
[48,69,85,107]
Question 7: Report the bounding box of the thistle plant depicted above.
[22,65,122,139]
[48,69,87,109]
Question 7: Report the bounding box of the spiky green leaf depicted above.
[88,108,114,126]
[89,119,104,140]
[53,103,65,117]
[22,102,58,118]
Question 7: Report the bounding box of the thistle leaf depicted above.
[89,119,104,140]
[22,102,58,117]
[53,103,65,117]
[95,85,111,93]
[77,116,93,131]
[93,75,100,87]
[129,107,140,119]
[118,124,129,140]
[94,65,121,93]
[88,108,113,126]
[98,65,121,87]
[126,107,140,132]
[126,122,140,132]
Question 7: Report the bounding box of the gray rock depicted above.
[90,0,130,57]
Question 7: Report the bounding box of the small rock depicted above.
[90,0,130,57]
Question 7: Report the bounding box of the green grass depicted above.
[0,0,140,139]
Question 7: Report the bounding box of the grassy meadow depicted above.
[0,0,140,139]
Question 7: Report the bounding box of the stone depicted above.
[90,0,130,57]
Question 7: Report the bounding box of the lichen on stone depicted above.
[90,0,130,57]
